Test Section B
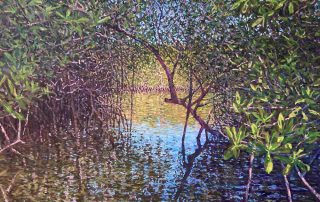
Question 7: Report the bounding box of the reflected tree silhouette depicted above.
[175,127,210,201]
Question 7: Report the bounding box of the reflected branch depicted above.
[174,134,210,201]
[0,171,21,202]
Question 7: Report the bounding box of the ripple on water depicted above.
[0,93,318,201]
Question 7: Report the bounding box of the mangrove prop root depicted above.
[295,166,320,200]
[244,154,254,202]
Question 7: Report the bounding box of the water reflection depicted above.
[0,93,318,201]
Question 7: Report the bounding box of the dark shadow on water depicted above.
[0,93,318,201]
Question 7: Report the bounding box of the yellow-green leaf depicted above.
[278,113,284,130]
[295,98,305,105]
[98,16,111,24]
[265,154,273,174]
[251,123,258,136]
[277,136,284,143]
[235,91,241,104]
[0,75,7,86]
[250,83,257,91]
[309,109,320,117]
[288,2,294,14]
[232,102,240,113]
[302,111,308,121]
[283,164,292,175]
[66,9,71,17]
[7,79,17,97]
[224,148,233,160]
[252,17,263,27]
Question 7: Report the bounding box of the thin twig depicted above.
[6,171,21,193]
[281,163,293,202]
[0,185,9,202]
[295,166,320,200]
[0,123,10,144]
[0,140,25,154]
[22,108,30,137]
[283,174,292,202]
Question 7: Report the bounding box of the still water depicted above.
[0,93,318,201]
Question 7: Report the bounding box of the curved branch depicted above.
[283,174,292,202]
[106,24,224,138]
[105,24,178,100]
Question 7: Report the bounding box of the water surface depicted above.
[0,93,318,201]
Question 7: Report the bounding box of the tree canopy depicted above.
[0,0,319,200]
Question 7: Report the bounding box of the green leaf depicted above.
[281,143,292,153]
[16,96,27,110]
[275,1,286,10]
[66,9,71,17]
[283,164,292,175]
[252,17,263,27]
[232,127,237,139]
[288,2,294,14]
[251,123,258,136]
[296,160,310,172]
[232,147,240,159]
[302,111,308,121]
[235,91,241,104]
[306,87,311,96]
[241,2,248,13]
[295,149,304,157]
[250,83,257,91]
[295,98,305,105]
[231,1,242,10]
[4,52,15,64]
[7,79,17,97]
[265,153,273,174]
[2,103,12,114]
[225,126,232,137]
[241,129,248,140]
[28,0,42,6]
[289,107,301,118]
[278,113,284,130]
[0,75,7,86]
[56,11,65,19]
[76,17,90,23]
[276,136,284,143]
[265,112,274,122]
[45,6,55,13]
[245,99,254,109]
[256,141,267,153]
[232,102,240,113]
[12,111,25,120]
[258,96,268,102]
[224,147,234,160]
[308,109,320,117]
[265,132,270,145]
[270,142,281,151]
[306,132,320,143]
[225,126,235,143]
[2,103,24,120]
[237,144,248,150]
[276,156,291,164]
[97,16,111,24]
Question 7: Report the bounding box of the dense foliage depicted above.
[222,1,320,200]
[0,0,319,200]
[225,0,319,178]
